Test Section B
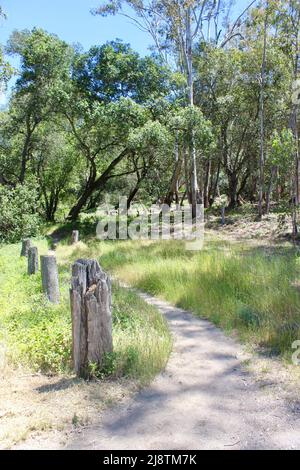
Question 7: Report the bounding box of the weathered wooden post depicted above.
[41,255,60,304]
[221,206,226,226]
[70,259,112,378]
[71,230,79,245]
[21,239,32,257]
[28,247,39,275]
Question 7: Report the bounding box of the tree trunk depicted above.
[70,259,112,379]
[290,5,300,236]
[258,4,268,220]
[186,7,200,219]
[41,255,60,304]
[227,171,239,208]
[183,146,192,204]
[68,149,128,220]
[266,166,277,215]
[204,159,212,208]
[211,159,221,206]
[165,133,182,207]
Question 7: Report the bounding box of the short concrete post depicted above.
[71,230,79,245]
[28,247,39,275]
[21,239,32,257]
[70,259,112,378]
[41,255,60,304]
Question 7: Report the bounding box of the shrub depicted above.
[0,181,41,243]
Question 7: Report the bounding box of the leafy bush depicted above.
[0,182,41,243]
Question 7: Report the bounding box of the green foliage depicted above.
[212,195,228,210]
[0,181,40,243]
[270,129,295,171]
[73,40,171,103]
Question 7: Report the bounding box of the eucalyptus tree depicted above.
[93,0,258,216]
[193,2,292,208]
[277,0,300,235]
[258,0,269,220]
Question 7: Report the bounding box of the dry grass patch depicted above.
[0,366,137,449]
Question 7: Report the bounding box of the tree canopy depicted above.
[0,1,299,241]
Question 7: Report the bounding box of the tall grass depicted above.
[71,238,300,360]
[0,241,171,382]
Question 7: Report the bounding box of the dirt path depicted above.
[66,292,300,450]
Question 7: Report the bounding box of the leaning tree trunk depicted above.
[41,255,60,304]
[70,259,113,379]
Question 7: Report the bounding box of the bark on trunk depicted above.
[68,150,128,221]
[266,166,277,215]
[258,4,268,220]
[186,7,200,219]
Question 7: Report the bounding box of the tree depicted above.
[258,1,269,220]
[5,28,74,183]
[64,96,149,220]
[73,40,170,104]
[93,0,260,216]
[0,180,40,243]
[32,123,77,221]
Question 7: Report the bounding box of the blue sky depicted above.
[0,0,253,104]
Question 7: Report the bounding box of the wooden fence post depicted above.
[21,239,32,257]
[28,247,39,275]
[70,259,112,378]
[41,255,60,304]
[71,231,79,245]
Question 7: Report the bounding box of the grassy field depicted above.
[58,236,300,361]
[0,240,172,380]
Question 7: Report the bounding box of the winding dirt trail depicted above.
[67,292,300,450]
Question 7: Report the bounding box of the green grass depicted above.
[65,237,300,360]
[2,230,299,379]
[0,240,172,383]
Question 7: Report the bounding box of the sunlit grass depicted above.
[61,237,300,360]
[0,240,172,382]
